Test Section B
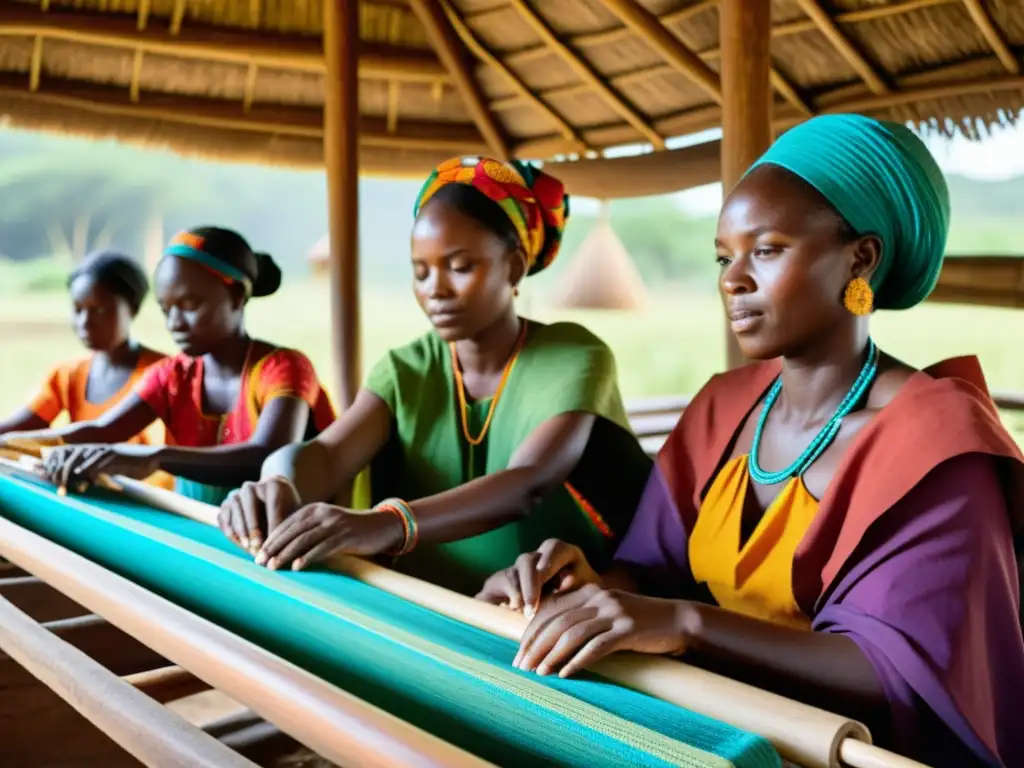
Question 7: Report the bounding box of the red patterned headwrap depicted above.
[413,157,570,276]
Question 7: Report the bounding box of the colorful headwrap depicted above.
[748,114,950,310]
[163,230,253,296]
[413,157,570,276]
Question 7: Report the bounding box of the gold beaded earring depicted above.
[512,284,520,297]
[843,277,873,316]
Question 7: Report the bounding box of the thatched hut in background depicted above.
[307,234,330,278]
[551,202,648,311]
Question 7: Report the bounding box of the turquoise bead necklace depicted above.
[748,339,880,486]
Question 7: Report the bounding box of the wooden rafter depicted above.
[387,80,401,133]
[961,0,1019,73]
[29,35,42,92]
[170,0,186,36]
[137,0,151,31]
[0,5,449,82]
[513,57,1024,158]
[794,0,888,94]
[771,67,814,117]
[0,74,489,153]
[242,62,258,112]
[408,0,508,159]
[597,0,721,103]
[507,0,664,149]
[439,0,589,153]
[129,49,143,103]
[503,0,958,66]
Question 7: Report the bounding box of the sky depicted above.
[574,120,1024,217]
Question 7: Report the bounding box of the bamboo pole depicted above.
[323,0,362,408]
[720,0,773,370]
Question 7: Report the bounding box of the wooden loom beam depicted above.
[408,0,509,160]
[0,509,493,768]
[961,0,1019,73]
[0,4,450,82]
[794,0,889,94]
[507,0,665,149]
[439,0,589,153]
[323,0,362,409]
[0,594,259,767]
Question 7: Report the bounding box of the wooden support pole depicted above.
[324,0,361,408]
[720,0,773,370]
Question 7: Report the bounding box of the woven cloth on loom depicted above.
[0,475,780,768]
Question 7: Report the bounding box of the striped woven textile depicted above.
[0,474,781,768]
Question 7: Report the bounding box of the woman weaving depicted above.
[219,158,651,594]
[477,116,1024,767]
[15,227,336,506]
[0,251,165,445]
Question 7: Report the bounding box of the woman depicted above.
[20,227,336,507]
[219,158,651,594]
[0,251,164,444]
[476,116,1024,767]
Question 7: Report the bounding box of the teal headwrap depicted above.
[748,114,950,310]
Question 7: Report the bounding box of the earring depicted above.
[513,285,520,297]
[843,277,873,316]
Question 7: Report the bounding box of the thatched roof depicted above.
[1,0,1023,196]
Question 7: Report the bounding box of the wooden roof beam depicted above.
[961,0,1019,73]
[794,0,889,94]
[0,5,449,83]
[0,74,489,153]
[408,0,508,159]
[504,0,957,67]
[439,0,589,153]
[507,0,664,149]
[597,0,721,103]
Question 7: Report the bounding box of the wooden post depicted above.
[720,0,772,370]
[323,0,361,406]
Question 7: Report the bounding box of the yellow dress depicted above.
[688,455,819,630]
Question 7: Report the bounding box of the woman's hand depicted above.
[254,504,405,571]
[512,584,694,678]
[218,476,302,553]
[475,539,602,617]
[41,444,158,490]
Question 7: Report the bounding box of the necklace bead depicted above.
[748,340,879,485]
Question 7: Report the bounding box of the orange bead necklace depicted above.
[450,319,529,446]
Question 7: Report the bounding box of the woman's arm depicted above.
[6,394,158,445]
[152,396,312,487]
[0,407,49,436]
[408,410,597,544]
[255,408,601,570]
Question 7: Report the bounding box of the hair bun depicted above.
[251,251,282,298]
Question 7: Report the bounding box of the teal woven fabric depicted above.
[0,475,780,768]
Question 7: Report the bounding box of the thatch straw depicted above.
[0,0,1021,182]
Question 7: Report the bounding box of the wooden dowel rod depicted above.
[0,594,259,768]
[125,665,213,704]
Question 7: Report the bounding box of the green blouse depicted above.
[365,320,652,594]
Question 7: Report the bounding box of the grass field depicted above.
[2,275,1023,438]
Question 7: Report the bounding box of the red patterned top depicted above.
[134,345,336,447]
